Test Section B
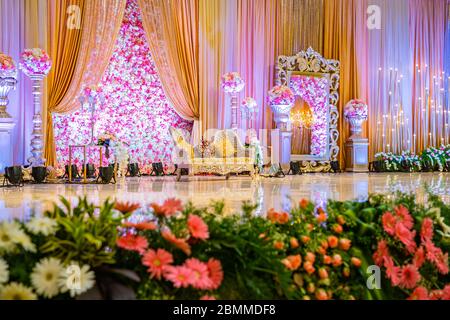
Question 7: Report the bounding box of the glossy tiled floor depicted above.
[1,172,450,220]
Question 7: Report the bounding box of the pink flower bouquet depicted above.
[19,48,52,76]
[0,53,17,77]
[221,72,245,93]
[344,99,368,120]
[241,97,257,112]
[267,85,295,106]
[81,85,104,102]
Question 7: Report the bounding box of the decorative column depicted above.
[221,72,245,130]
[344,99,369,172]
[19,48,52,167]
[0,53,18,171]
[268,85,295,166]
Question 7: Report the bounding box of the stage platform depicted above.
[1,172,450,220]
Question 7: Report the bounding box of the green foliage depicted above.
[41,196,127,267]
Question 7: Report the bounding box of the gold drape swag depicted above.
[44,0,126,166]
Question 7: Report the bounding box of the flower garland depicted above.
[267,85,295,106]
[220,72,245,93]
[18,48,52,76]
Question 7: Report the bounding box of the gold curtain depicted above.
[323,0,360,168]
[138,0,200,124]
[44,0,126,166]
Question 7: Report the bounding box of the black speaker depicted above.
[31,166,47,183]
[64,164,79,179]
[82,163,96,179]
[330,161,340,173]
[150,162,165,176]
[288,161,302,175]
[127,163,140,177]
[3,166,24,187]
[97,166,115,184]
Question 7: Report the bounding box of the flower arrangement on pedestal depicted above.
[0,53,18,118]
[220,72,245,93]
[18,48,52,166]
[81,85,104,104]
[344,99,368,139]
[267,85,295,106]
[18,48,51,76]
[221,72,245,129]
[241,97,257,115]
[0,53,17,77]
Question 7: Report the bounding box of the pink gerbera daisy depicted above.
[408,286,429,300]
[373,240,390,266]
[442,285,450,300]
[200,295,217,300]
[394,223,417,254]
[124,221,157,231]
[384,256,401,286]
[164,266,195,288]
[420,218,434,243]
[413,246,426,268]
[116,233,148,254]
[382,212,396,235]
[142,249,173,279]
[187,215,209,240]
[206,258,224,290]
[394,205,414,230]
[184,258,213,290]
[161,230,192,256]
[398,264,421,289]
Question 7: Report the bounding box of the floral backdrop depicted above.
[53,0,193,169]
[290,76,329,156]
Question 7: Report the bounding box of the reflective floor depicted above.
[1,172,450,220]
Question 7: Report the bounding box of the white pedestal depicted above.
[345,138,369,172]
[0,118,16,172]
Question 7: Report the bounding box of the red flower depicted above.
[184,258,213,290]
[394,205,414,230]
[420,218,434,243]
[267,209,289,224]
[123,220,157,231]
[373,240,390,266]
[394,223,417,254]
[332,254,343,267]
[398,264,421,289]
[200,295,216,300]
[151,198,183,217]
[351,257,362,268]
[206,258,223,290]
[434,252,449,275]
[115,201,140,214]
[164,266,195,288]
[187,215,209,240]
[382,212,396,235]
[116,233,148,254]
[299,199,309,209]
[384,256,401,286]
[327,236,339,248]
[161,230,191,256]
[413,246,426,268]
[408,286,429,300]
[338,238,352,251]
[423,239,448,274]
[142,248,173,279]
[442,285,450,300]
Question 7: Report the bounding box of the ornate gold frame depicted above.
[276,47,340,172]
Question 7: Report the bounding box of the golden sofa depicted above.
[170,128,256,181]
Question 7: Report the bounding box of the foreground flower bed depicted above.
[0,194,449,300]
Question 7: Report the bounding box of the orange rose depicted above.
[299,199,309,209]
[282,255,302,271]
[274,241,284,250]
[323,255,332,265]
[339,238,352,251]
[320,240,329,250]
[327,236,339,248]
[332,254,343,267]
[278,212,290,224]
[303,261,315,274]
[332,224,343,234]
[301,235,310,244]
[351,257,362,268]
[315,289,329,300]
[290,237,300,249]
[317,246,326,255]
[307,282,316,293]
[318,268,329,279]
[305,252,316,263]
[306,224,314,231]
[317,212,327,223]
[342,267,350,277]
[267,209,279,223]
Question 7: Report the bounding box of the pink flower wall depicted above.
[290,76,329,156]
[53,0,192,168]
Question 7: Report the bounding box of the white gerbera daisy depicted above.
[12,229,36,253]
[0,222,20,252]
[0,282,38,300]
[30,257,64,298]
[0,258,9,284]
[58,263,95,297]
[26,217,58,236]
